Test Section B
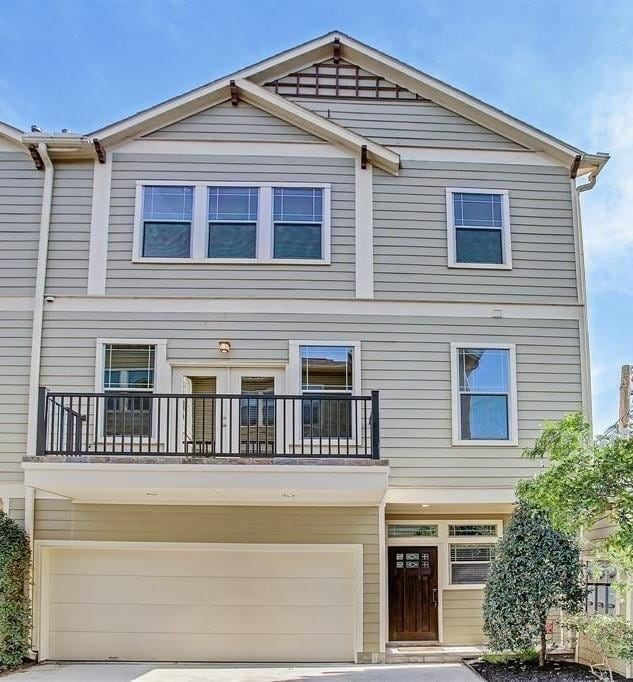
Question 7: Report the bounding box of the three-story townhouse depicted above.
[0,32,608,664]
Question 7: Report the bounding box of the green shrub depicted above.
[0,511,31,669]
[483,501,585,667]
[563,612,633,680]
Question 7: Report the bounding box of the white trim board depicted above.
[86,156,112,296]
[112,139,563,168]
[33,540,364,661]
[45,296,584,320]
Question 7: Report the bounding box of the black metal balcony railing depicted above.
[36,388,380,459]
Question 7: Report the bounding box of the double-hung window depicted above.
[136,183,330,263]
[208,187,258,259]
[103,344,155,437]
[141,186,193,258]
[446,188,511,268]
[451,344,517,445]
[273,188,323,259]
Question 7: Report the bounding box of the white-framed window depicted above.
[133,181,331,264]
[446,188,511,269]
[450,543,496,585]
[450,343,518,446]
[288,340,362,441]
[95,339,168,440]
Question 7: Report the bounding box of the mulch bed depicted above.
[467,659,625,681]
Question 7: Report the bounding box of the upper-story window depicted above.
[135,182,330,263]
[446,188,511,269]
[273,188,323,259]
[142,186,193,258]
[208,187,258,259]
[450,343,518,445]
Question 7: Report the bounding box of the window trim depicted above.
[449,542,496,587]
[94,338,169,442]
[133,181,331,265]
[450,342,518,446]
[386,519,503,591]
[288,339,362,447]
[446,187,512,270]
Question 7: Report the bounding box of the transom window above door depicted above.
[446,188,511,269]
[135,182,331,263]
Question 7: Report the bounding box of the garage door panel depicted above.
[49,632,352,663]
[50,574,355,607]
[45,546,358,662]
[50,549,353,579]
[50,602,355,634]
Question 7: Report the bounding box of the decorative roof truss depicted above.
[265,57,426,101]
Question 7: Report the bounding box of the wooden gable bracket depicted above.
[230,80,239,106]
[333,37,341,64]
[28,144,44,170]
[93,138,106,164]
[361,144,368,169]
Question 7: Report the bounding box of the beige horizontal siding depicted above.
[373,161,577,303]
[46,160,93,295]
[34,500,380,655]
[289,98,528,150]
[0,311,32,478]
[40,310,582,488]
[443,589,485,644]
[0,151,44,296]
[8,497,25,527]
[106,154,355,298]
[145,101,322,143]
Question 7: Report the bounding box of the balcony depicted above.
[25,388,388,505]
[36,388,380,459]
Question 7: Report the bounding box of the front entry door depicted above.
[389,546,439,641]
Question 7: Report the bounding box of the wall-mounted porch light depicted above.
[219,341,231,354]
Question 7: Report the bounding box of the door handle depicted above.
[432,588,438,607]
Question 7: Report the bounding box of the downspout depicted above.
[24,143,53,661]
[26,143,53,458]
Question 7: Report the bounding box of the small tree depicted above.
[483,502,585,667]
[0,512,31,669]
[519,412,633,576]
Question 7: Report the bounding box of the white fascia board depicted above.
[22,461,390,506]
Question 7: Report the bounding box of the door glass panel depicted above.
[187,377,217,454]
[240,377,276,454]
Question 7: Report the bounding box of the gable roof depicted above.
[0,120,24,145]
[84,31,606,179]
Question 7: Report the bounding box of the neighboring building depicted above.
[0,32,608,663]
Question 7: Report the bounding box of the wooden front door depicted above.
[389,546,439,641]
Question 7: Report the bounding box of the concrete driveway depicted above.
[4,662,481,681]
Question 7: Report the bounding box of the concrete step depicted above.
[386,644,484,664]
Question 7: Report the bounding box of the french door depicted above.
[185,368,285,455]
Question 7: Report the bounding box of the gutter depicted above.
[25,143,54,458]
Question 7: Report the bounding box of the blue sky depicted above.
[1,0,631,433]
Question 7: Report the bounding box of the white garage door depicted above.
[43,545,358,662]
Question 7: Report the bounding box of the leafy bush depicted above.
[0,511,31,669]
[563,613,633,680]
[481,650,539,665]
[483,501,585,667]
